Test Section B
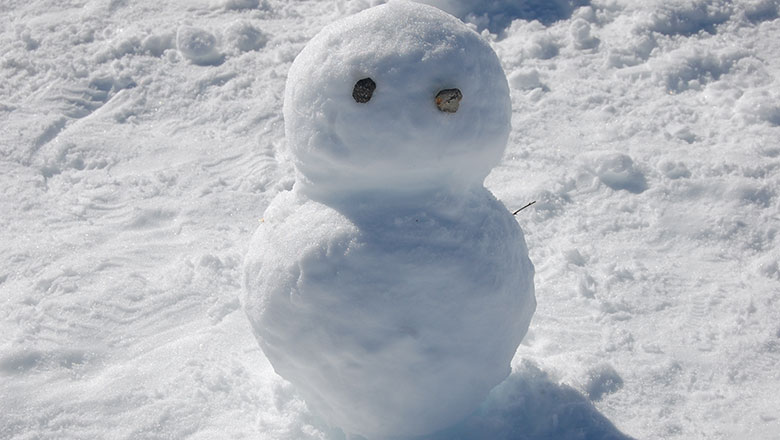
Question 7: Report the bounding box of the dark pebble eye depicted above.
[435,88,462,113]
[353,78,376,103]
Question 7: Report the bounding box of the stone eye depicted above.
[435,88,462,113]
[353,78,376,103]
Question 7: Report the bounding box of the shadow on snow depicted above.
[425,361,634,440]
[336,360,634,440]
[446,0,592,33]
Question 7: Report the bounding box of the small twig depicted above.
[512,201,536,216]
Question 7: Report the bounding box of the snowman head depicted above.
[283,0,511,202]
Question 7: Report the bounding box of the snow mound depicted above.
[176,26,224,66]
[283,0,511,203]
[594,153,647,194]
[224,21,268,54]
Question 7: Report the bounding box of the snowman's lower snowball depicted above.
[244,189,535,438]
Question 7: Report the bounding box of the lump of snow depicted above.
[570,18,599,50]
[606,34,656,68]
[225,20,268,53]
[17,26,40,50]
[508,68,543,90]
[668,125,698,144]
[141,32,175,57]
[176,26,224,66]
[736,89,780,126]
[243,2,535,438]
[652,47,745,93]
[756,255,780,280]
[595,153,647,194]
[221,0,259,10]
[585,363,624,401]
[645,0,731,36]
[659,160,691,180]
[525,33,560,59]
[729,182,773,207]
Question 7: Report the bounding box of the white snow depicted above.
[243,189,534,439]
[283,1,512,203]
[243,4,534,437]
[177,26,225,66]
[1,0,780,439]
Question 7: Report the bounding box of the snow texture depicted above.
[243,3,535,438]
[2,0,780,439]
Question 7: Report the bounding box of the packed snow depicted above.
[243,5,535,437]
[282,2,512,201]
[1,0,779,439]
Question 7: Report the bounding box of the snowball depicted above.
[283,0,511,203]
[244,189,535,439]
[176,26,223,66]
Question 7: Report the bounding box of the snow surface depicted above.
[244,4,534,438]
[1,0,779,439]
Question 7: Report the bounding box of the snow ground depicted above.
[1,0,779,439]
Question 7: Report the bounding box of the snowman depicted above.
[242,1,535,438]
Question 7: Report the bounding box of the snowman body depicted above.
[243,2,535,438]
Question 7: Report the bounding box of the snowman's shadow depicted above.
[329,360,633,440]
[419,361,634,440]
[329,361,633,440]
